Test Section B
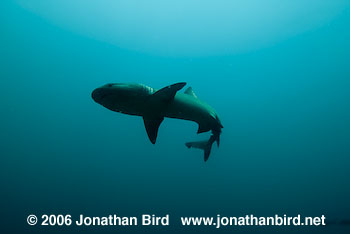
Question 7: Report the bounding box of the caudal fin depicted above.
[203,141,213,162]
[185,135,216,162]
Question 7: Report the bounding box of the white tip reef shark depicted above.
[91,82,223,161]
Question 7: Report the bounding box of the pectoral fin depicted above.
[142,83,185,144]
[143,116,164,144]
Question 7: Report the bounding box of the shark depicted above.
[91,82,223,161]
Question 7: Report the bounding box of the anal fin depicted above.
[197,124,210,133]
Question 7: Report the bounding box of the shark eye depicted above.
[107,84,113,87]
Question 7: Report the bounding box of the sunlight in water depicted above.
[16,0,348,56]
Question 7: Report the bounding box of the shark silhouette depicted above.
[92,82,223,161]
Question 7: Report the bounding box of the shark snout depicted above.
[91,88,104,103]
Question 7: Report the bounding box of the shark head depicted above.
[92,83,126,102]
[91,83,151,114]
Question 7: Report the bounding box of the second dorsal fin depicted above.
[184,87,197,98]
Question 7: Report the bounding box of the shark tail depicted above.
[185,135,217,162]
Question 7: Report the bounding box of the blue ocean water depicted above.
[1,1,349,233]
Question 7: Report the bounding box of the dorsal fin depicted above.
[184,87,197,98]
[143,83,185,144]
[152,82,186,103]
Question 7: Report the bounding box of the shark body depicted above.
[91,82,223,161]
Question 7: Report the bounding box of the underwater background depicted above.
[1,1,349,233]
